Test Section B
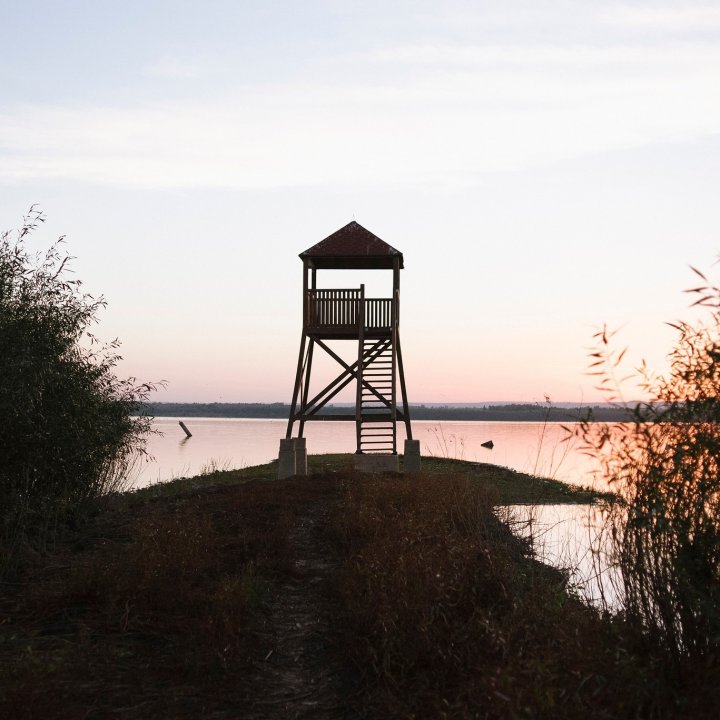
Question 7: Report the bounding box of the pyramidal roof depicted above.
[300,221,403,269]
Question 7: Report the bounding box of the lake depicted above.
[134,418,604,489]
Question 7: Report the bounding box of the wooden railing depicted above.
[306,289,393,329]
[364,298,392,328]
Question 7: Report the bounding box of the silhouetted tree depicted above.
[0,207,156,571]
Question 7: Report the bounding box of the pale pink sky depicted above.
[2,1,719,404]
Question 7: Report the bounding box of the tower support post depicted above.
[355,284,365,453]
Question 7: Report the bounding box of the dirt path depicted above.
[246,495,362,720]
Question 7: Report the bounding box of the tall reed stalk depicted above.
[573,268,720,661]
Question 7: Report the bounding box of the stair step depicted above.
[359,335,396,459]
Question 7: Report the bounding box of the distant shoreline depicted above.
[138,402,634,422]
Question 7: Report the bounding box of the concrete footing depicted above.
[403,439,422,473]
[277,437,308,478]
[277,438,296,479]
[279,438,419,477]
[354,453,400,473]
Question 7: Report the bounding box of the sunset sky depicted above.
[2,1,720,404]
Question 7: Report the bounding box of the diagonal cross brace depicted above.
[300,338,389,417]
[313,338,397,415]
[296,338,404,420]
[296,341,381,418]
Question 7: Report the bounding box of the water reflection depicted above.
[500,503,622,610]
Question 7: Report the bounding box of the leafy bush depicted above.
[0,208,156,569]
[575,266,720,661]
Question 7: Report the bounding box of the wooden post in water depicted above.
[179,421,192,438]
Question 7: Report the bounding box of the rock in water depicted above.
[481,440,494,449]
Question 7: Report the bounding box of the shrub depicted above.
[575,266,720,661]
[329,473,654,719]
[0,207,156,570]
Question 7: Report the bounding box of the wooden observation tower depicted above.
[278,221,420,476]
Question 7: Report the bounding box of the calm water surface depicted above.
[134,418,604,489]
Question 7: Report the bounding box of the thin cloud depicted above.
[143,56,206,79]
[367,42,720,68]
[601,5,720,32]
[2,37,719,190]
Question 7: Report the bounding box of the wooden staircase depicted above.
[359,338,396,454]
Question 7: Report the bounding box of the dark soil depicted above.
[244,493,361,719]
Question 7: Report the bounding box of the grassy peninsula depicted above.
[2,456,714,719]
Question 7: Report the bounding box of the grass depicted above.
[418,456,610,505]
[1,455,714,718]
[133,453,606,506]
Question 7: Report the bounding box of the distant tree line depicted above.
[140,402,635,422]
